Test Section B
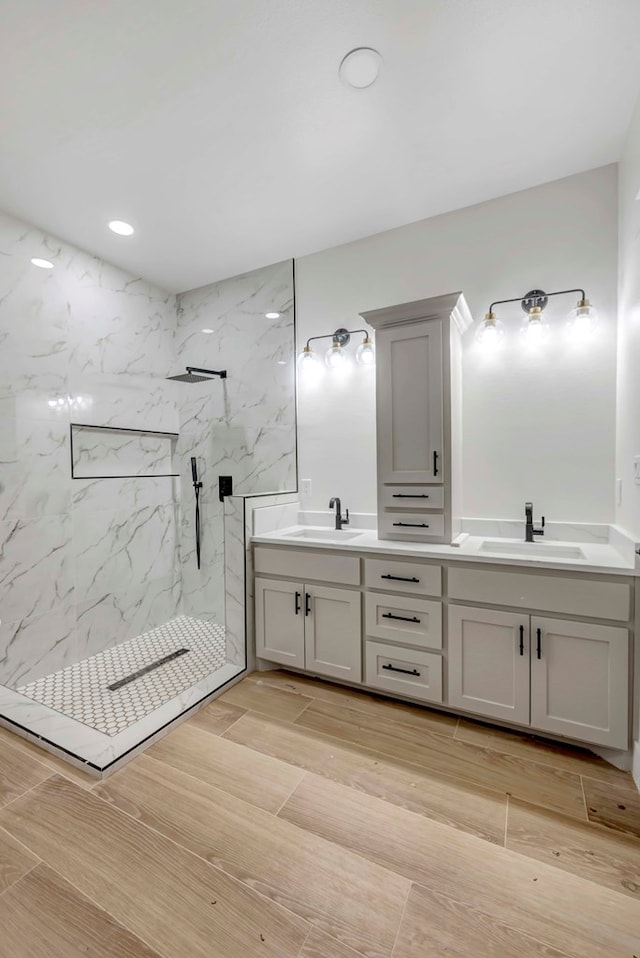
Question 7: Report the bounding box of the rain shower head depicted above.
[166,366,227,383]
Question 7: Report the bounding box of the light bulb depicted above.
[567,299,597,341]
[31,257,54,269]
[476,312,504,347]
[355,336,375,365]
[325,343,346,369]
[522,307,549,345]
[298,345,321,377]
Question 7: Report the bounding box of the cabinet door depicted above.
[530,617,629,749]
[376,320,444,484]
[255,577,305,668]
[304,585,362,682]
[448,605,530,724]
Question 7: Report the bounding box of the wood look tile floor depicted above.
[0,671,639,957]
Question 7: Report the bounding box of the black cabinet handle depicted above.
[433,451,439,476]
[381,574,420,583]
[382,664,421,677]
[519,624,524,656]
[536,627,542,659]
[392,493,430,499]
[382,613,421,623]
[305,593,311,617]
[393,522,429,528]
[294,591,301,615]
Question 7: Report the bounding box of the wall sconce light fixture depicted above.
[298,327,375,371]
[477,288,598,347]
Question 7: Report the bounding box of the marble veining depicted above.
[1,209,296,749]
[71,425,176,479]
[175,259,296,624]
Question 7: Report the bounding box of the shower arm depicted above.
[187,366,227,379]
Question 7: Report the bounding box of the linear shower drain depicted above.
[107,648,191,691]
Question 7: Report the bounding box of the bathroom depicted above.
[1,4,640,956]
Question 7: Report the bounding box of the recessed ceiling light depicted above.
[30,257,54,269]
[202,328,214,334]
[339,47,382,89]
[265,312,280,319]
[108,220,134,236]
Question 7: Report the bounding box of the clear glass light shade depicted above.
[298,347,321,374]
[325,343,346,369]
[567,300,598,341]
[355,337,375,365]
[475,315,504,347]
[522,308,549,345]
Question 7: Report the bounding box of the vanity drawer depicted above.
[365,591,442,649]
[378,513,445,538]
[365,641,443,704]
[448,567,631,622]
[254,546,360,586]
[380,485,444,510]
[365,558,442,596]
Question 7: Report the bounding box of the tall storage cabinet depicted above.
[361,292,472,543]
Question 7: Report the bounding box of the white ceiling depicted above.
[1,0,639,293]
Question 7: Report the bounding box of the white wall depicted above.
[616,93,640,788]
[616,98,640,539]
[296,166,618,523]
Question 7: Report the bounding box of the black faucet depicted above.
[524,502,545,542]
[329,497,349,530]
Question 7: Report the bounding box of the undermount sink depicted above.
[478,539,586,560]
[285,528,363,541]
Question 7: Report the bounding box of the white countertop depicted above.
[251,526,639,576]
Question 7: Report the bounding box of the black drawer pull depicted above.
[393,522,429,528]
[382,664,421,677]
[433,450,439,476]
[381,574,420,583]
[295,591,301,615]
[392,493,430,499]
[536,627,542,659]
[519,624,524,656]
[305,592,311,617]
[382,613,421,623]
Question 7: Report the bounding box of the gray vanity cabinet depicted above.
[375,319,444,485]
[361,291,472,544]
[530,616,629,749]
[447,605,530,725]
[447,600,630,750]
[254,550,362,683]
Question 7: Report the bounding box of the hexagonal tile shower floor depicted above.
[16,616,226,736]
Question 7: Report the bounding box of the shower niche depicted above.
[70,423,179,479]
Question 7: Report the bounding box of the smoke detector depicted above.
[339,48,382,89]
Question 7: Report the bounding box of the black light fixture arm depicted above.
[488,288,586,314]
[305,327,370,349]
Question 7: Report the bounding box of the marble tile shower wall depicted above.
[175,261,296,622]
[0,209,297,689]
[0,210,181,688]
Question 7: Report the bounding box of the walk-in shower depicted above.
[0,227,294,777]
[0,351,243,773]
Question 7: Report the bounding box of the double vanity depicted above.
[252,524,636,755]
[253,291,637,761]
